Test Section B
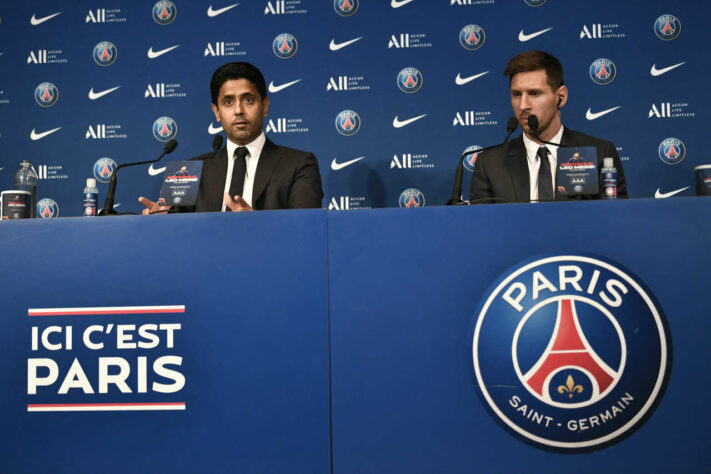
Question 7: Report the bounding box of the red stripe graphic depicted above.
[28,306,185,316]
[28,402,185,407]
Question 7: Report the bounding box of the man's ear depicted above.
[556,85,568,109]
[262,96,270,117]
[211,103,220,122]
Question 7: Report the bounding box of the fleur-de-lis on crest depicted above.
[557,375,583,399]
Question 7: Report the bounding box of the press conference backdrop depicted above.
[0,0,706,216]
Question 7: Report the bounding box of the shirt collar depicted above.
[523,125,565,165]
[225,132,267,161]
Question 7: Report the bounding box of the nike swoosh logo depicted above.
[207,3,239,17]
[268,79,302,93]
[455,71,489,85]
[329,37,362,51]
[391,0,414,8]
[585,106,621,120]
[88,86,120,100]
[147,45,179,59]
[30,127,62,140]
[148,164,167,176]
[650,62,686,77]
[331,156,365,171]
[31,12,61,26]
[208,123,223,134]
[655,186,689,199]
[393,114,427,128]
[518,27,552,42]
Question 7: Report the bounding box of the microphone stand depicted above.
[98,139,177,216]
[447,117,518,205]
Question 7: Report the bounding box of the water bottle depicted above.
[601,157,617,200]
[14,160,38,217]
[83,178,99,216]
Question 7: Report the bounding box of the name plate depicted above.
[556,146,599,197]
[159,161,203,207]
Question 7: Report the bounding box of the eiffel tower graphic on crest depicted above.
[523,299,619,400]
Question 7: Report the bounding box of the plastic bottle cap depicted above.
[603,157,614,168]
[86,178,97,188]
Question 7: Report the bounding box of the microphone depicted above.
[212,134,223,151]
[447,117,518,205]
[188,134,224,161]
[98,139,178,216]
[527,115,562,147]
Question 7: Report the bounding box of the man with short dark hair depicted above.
[140,62,323,213]
[470,50,627,203]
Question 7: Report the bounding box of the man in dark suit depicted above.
[470,51,627,204]
[140,62,323,213]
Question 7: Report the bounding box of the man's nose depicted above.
[519,94,531,110]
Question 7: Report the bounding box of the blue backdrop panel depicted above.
[0,1,708,215]
[0,211,330,474]
[328,199,710,473]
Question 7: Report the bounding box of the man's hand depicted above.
[138,196,172,215]
[224,193,254,212]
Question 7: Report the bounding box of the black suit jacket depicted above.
[470,128,628,203]
[191,138,323,212]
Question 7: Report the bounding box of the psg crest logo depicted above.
[93,41,117,66]
[36,198,59,218]
[93,157,117,183]
[34,82,59,107]
[654,15,681,41]
[658,138,686,165]
[459,24,486,51]
[471,255,671,452]
[153,1,177,25]
[396,67,423,94]
[462,145,483,172]
[334,0,359,17]
[273,33,298,59]
[153,116,178,142]
[398,188,425,208]
[335,110,361,136]
[524,0,547,6]
[589,58,616,86]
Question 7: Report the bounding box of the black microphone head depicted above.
[506,117,518,133]
[527,115,539,132]
[164,139,178,154]
[212,134,224,151]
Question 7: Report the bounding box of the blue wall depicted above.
[0,0,705,215]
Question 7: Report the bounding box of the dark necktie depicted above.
[537,146,554,202]
[228,146,249,200]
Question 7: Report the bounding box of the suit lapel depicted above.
[505,136,530,202]
[560,128,574,147]
[203,147,228,211]
[252,138,281,206]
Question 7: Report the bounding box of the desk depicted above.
[1,199,709,472]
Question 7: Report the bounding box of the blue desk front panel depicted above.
[328,198,710,473]
[0,211,330,474]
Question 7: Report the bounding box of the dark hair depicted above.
[503,50,565,90]
[210,62,267,104]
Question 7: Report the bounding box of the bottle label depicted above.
[83,192,98,216]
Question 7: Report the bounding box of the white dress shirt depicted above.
[222,132,267,211]
[522,125,565,202]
